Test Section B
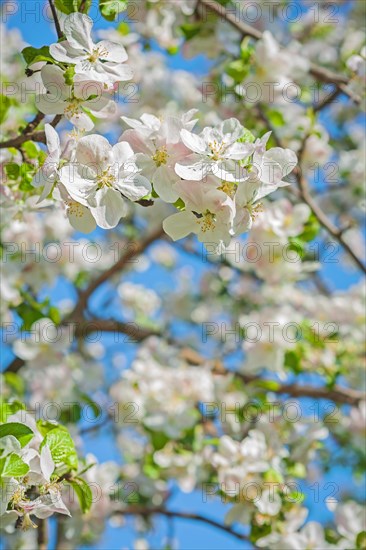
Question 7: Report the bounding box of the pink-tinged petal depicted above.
[59,165,96,205]
[121,129,154,155]
[264,148,298,176]
[76,135,112,171]
[88,97,116,119]
[163,211,196,241]
[175,157,210,181]
[69,111,95,132]
[225,142,254,160]
[174,179,205,212]
[103,62,134,82]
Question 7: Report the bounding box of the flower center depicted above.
[218,180,236,198]
[64,98,82,118]
[152,146,169,167]
[209,140,226,161]
[87,46,108,63]
[198,210,216,232]
[248,202,264,219]
[96,167,116,188]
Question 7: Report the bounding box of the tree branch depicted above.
[115,506,253,544]
[0,115,62,150]
[36,518,48,550]
[197,0,360,105]
[48,0,63,39]
[294,167,366,274]
[69,227,165,320]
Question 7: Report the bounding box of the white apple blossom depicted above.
[163,179,236,248]
[175,118,254,181]
[50,13,133,85]
[121,111,197,202]
[36,65,115,130]
[59,135,151,229]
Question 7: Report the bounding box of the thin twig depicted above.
[197,0,360,105]
[116,507,253,544]
[37,518,48,550]
[48,0,63,39]
[295,169,366,273]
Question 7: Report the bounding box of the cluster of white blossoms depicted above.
[0,411,71,529]
[36,13,132,130]
[2,2,366,548]
[33,117,297,248]
[28,13,298,248]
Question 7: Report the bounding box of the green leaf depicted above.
[238,127,256,144]
[0,423,34,448]
[0,95,17,125]
[173,198,186,211]
[267,110,285,128]
[297,213,320,243]
[22,141,40,159]
[15,303,45,331]
[252,379,281,391]
[0,401,26,424]
[99,0,128,21]
[55,0,92,13]
[22,46,54,67]
[0,453,29,478]
[78,393,100,418]
[66,477,93,512]
[3,374,25,397]
[40,428,78,471]
[284,350,301,374]
[4,163,20,180]
[226,59,249,82]
[179,23,201,41]
[356,531,366,549]
[37,420,64,437]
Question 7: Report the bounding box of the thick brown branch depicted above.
[70,227,164,319]
[0,115,62,150]
[198,0,360,104]
[5,320,364,406]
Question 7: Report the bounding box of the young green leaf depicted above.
[40,428,78,471]
[67,477,93,512]
[0,453,30,478]
[0,423,34,448]
[99,0,128,21]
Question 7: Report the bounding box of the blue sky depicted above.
[2,1,364,549]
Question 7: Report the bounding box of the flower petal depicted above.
[90,187,127,229]
[163,211,195,241]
